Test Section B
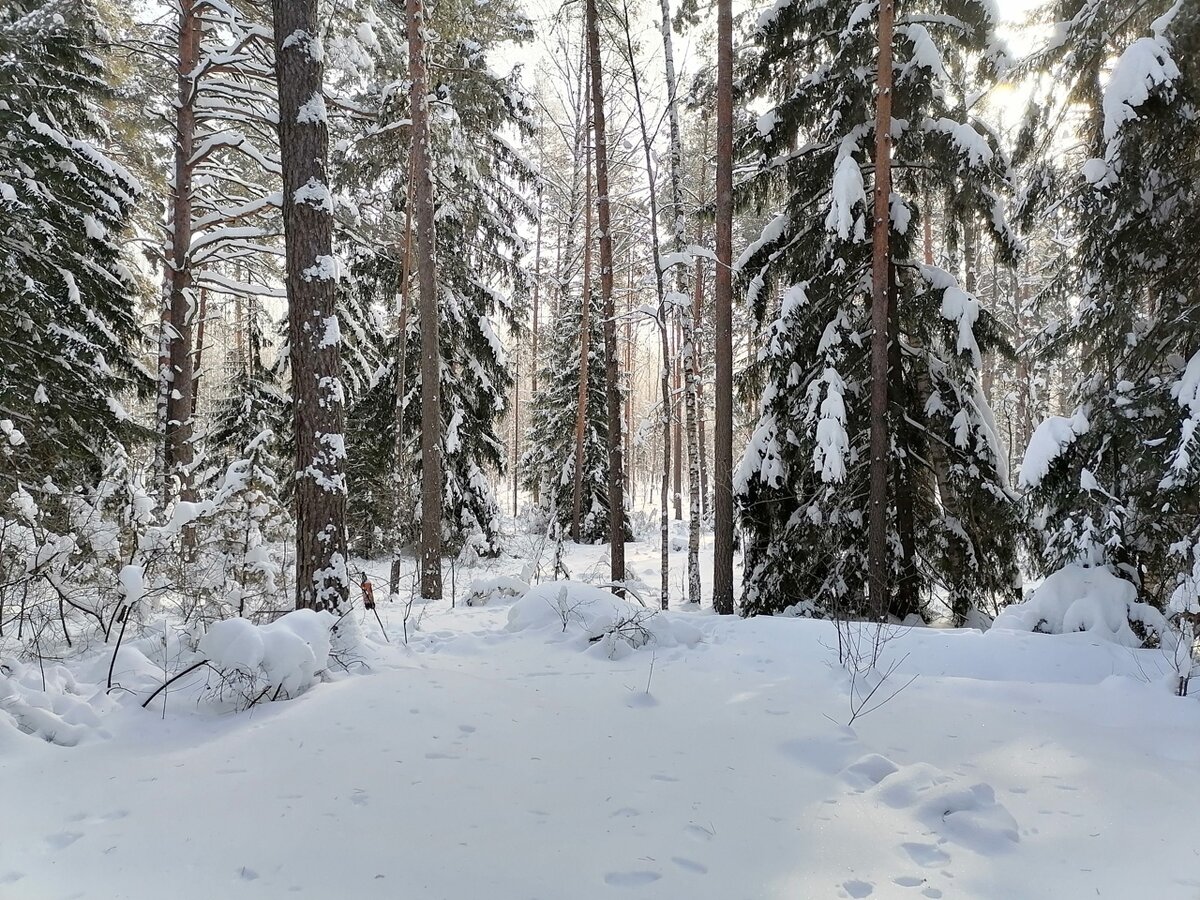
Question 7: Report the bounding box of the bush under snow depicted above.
[465,575,531,607]
[992,565,1170,648]
[506,582,702,659]
[199,609,336,703]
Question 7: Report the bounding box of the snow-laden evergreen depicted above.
[0,0,145,486]
[522,287,630,543]
[1017,0,1200,612]
[735,0,1021,621]
[340,0,535,557]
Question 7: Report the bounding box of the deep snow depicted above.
[3,533,1200,900]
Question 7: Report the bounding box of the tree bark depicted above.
[712,0,735,615]
[407,0,443,600]
[585,0,626,590]
[694,111,711,516]
[655,0,701,603]
[272,0,349,612]
[571,54,592,542]
[166,0,200,504]
[389,146,417,600]
[619,1,671,608]
[190,287,207,420]
[867,0,895,621]
[530,175,543,505]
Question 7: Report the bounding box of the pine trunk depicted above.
[166,0,200,504]
[272,0,349,612]
[867,0,895,621]
[530,178,543,505]
[389,148,417,600]
[585,0,625,590]
[571,62,592,543]
[656,0,701,603]
[712,0,735,615]
[408,0,443,600]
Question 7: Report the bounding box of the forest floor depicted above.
[3,528,1200,899]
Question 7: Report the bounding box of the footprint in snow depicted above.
[671,857,707,875]
[684,824,715,842]
[604,871,661,887]
[841,879,873,898]
[902,843,950,868]
[44,832,83,850]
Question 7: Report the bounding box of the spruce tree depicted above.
[341,0,534,558]
[1017,1,1200,611]
[735,0,1021,621]
[0,0,145,489]
[522,287,630,543]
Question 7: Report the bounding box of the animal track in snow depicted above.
[902,843,950,868]
[603,870,661,887]
[44,831,82,850]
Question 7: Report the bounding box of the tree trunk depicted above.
[694,112,711,517]
[712,0,735,615]
[671,316,682,520]
[655,0,701,603]
[530,176,543,505]
[389,148,418,600]
[571,55,592,542]
[889,262,919,618]
[407,0,443,600]
[272,0,348,612]
[166,0,200,504]
[585,0,626,591]
[190,287,208,420]
[867,0,895,621]
[619,0,671,606]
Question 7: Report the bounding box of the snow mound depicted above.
[199,609,336,702]
[506,581,702,659]
[992,565,1170,648]
[465,575,531,607]
[0,660,111,747]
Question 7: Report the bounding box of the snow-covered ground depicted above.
[3,532,1200,899]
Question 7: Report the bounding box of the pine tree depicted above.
[0,0,146,489]
[522,287,630,543]
[735,0,1021,621]
[1017,1,1200,611]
